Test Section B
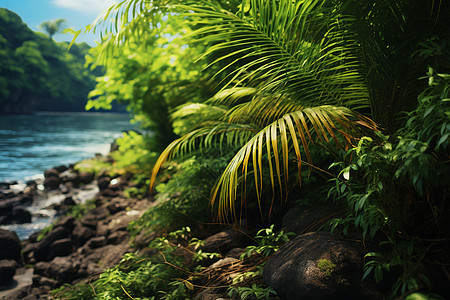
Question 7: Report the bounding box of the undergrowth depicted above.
[52,226,291,300]
[328,69,450,297]
[128,151,234,236]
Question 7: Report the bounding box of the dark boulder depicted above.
[11,206,32,224]
[32,274,59,289]
[55,215,76,231]
[263,231,365,300]
[86,236,106,249]
[282,204,344,234]
[0,197,32,225]
[0,229,22,263]
[0,259,17,283]
[34,256,78,283]
[44,168,61,190]
[201,230,251,254]
[107,231,129,245]
[60,171,81,188]
[44,176,60,190]
[44,168,60,178]
[71,222,96,247]
[48,238,74,260]
[53,165,68,173]
[33,226,69,261]
[97,176,111,191]
[78,172,94,184]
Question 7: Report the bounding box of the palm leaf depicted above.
[149,121,260,192]
[210,105,377,220]
[179,0,370,110]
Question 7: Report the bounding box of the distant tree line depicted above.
[0,8,101,114]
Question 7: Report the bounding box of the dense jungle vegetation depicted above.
[0,8,99,114]
[54,0,449,299]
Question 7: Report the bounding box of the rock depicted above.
[195,289,226,300]
[79,172,94,184]
[226,248,244,259]
[97,176,111,191]
[48,238,74,259]
[44,176,60,190]
[86,236,106,249]
[60,171,81,188]
[282,204,344,234]
[33,261,50,277]
[263,231,364,300]
[44,168,61,190]
[55,215,76,231]
[0,182,11,189]
[0,196,23,213]
[0,229,22,262]
[44,168,60,178]
[71,222,96,247]
[202,230,250,254]
[34,256,77,283]
[22,242,39,264]
[34,226,69,261]
[133,231,157,249]
[32,274,59,288]
[63,196,76,206]
[0,199,32,225]
[107,231,129,245]
[86,205,110,220]
[80,215,98,229]
[54,165,69,173]
[106,199,127,214]
[11,206,32,224]
[21,295,39,300]
[0,259,17,283]
[208,257,240,269]
[98,188,121,199]
[87,244,132,269]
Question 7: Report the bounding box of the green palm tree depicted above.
[90,0,447,220]
[146,0,378,219]
[40,18,66,40]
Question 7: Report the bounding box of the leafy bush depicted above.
[227,225,293,300]
[328,69,450,297]
[52,235,191,300]
[129,151,234,236]
[110,131,158,174]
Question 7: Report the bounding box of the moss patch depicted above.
[317,259,336,277]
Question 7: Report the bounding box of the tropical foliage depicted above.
[40,18,66,39]
[56,0,449,298]
[0,8,99,114]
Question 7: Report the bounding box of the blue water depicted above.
[0,112,137,182]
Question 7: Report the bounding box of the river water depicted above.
[0,112,137,182]
[0,112,138,239]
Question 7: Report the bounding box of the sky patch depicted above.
[52,0,117,16]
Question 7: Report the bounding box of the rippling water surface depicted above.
[0,112,137,182]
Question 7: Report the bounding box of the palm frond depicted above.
[149,121,260,192]
[210,105,378,220]
[171,103,228,135]
[180,0,370,110]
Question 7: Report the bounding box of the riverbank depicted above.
[0,155,385,300]
[0,150,373,300]
[0,152,153,299]
[1,150,447,299]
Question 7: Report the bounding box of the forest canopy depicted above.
[0,8,100,114]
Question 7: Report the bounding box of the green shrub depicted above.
[53,234,190,299]
[129,151,234,236]
[328,69,450,297]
